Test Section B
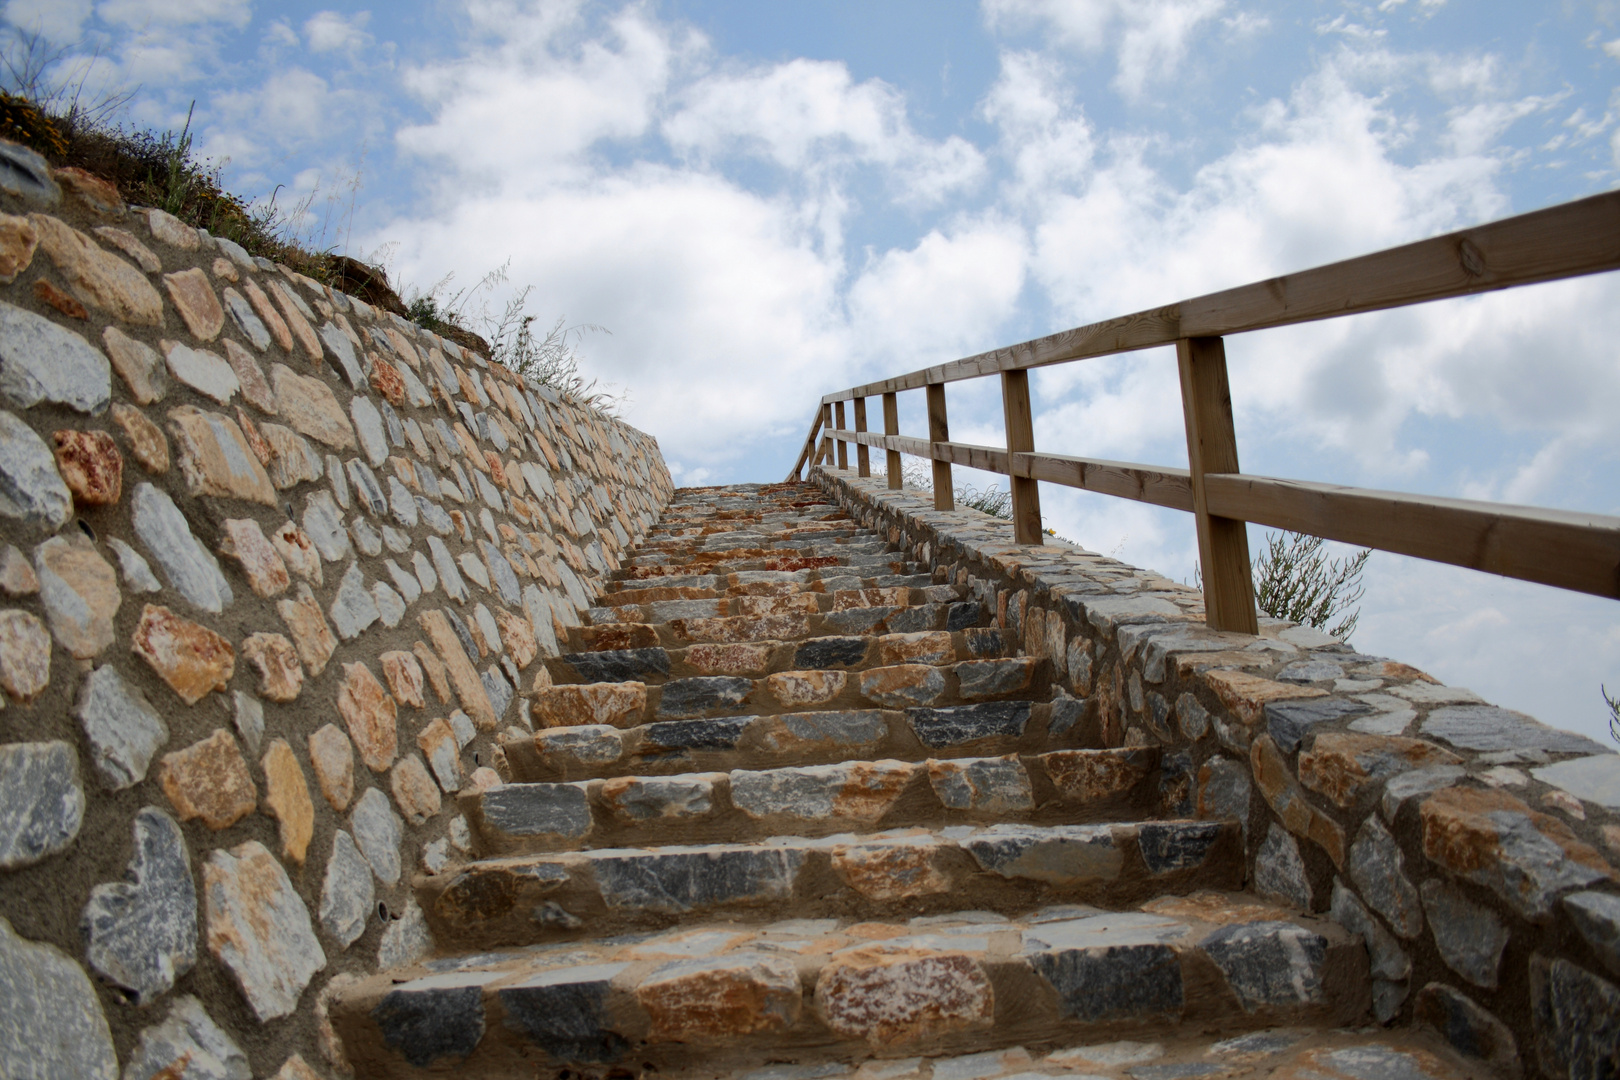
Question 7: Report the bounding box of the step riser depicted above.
[508,700,1104,782]
[334,906,1368,1079]
[419,822,1245,949]
[468,749,1168,855]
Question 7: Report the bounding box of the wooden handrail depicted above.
[792,190,1620,626]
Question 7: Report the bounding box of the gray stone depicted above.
[1348,816,1422,939]
[417,496,454,535]
[1564,891,1620,979]
[928,755,1033,812]
[0,301,111,414]
[642,716,757,753]
[480,540,521,605]
[473,469,504,511]
[963,823,1121,885]
[349,514,382,557]
[132,483,233,612]
[0,410,71,528]
[1308,1046,1459,1080]
[380,399,405,446]
[1529,955,1620,1080]
[907,701,1031,749]
[372,971,491,1067]
[385,559,422,604]
[74,664,168,790]
[347,458,388,516]
[536,725,623,767]
[1207,1030,1307,1060]
[480,783,593,840]
[0,740,84,868]
[1253,822,1312,910]
[1049,691,1085,735]
[373,582,406,628]
[222,289,271,351]
[382,524,412,553]
[458,551,490,590]
[0,916,117,1079]
[327,453,349,507]
[473,603,501,657]
[414,548,440,595]
[351,396,388,465]
[122,995,249,1080]
[1532,754,1620,810]
[80,807,196,1005]
[1198,756,1251,840]
[353,786,404,885]
[1135,820,1225,874]
[1277,660,1344,683]
[1130,1067,1230,1080]
[1420,879,1508,988]
[0,140,61,204]
[1200,920,1328,1009]
[1423,705,1609,755]
[591,845,806,912]
[319,829,375,950]
[1176,692,1210,739]
[563,648,670,683]
[793,636,868,668]
[107,538,161,592]
[321,322,365,389]
[498,962,630,1063]
[443,607,479,662]
[729,761,912,821]
[330,562,381,640]
[379,898,433,969]
[658,676,752,719]
[1414,982,1522,1077]
[231,691,262,755]
[1023,913,1185,1022]
[603,776,712,820]
[1331,879,1410,1023]
[483,666,513,720]
[387,476,418,528]
[428,536,467,602]
[1379,763,1466,822]
[203,840,325,1021]
[303,490,351,562]
[1266,698,1371,752]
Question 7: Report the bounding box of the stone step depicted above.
[507,698,1096,781]
[596,582,958,618]
[331,892,1372,1078]
[464,748,1174,854]
[418,820,1245,949]
[569,604,985,653]
[537,652,1046,717]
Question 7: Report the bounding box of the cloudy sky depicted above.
[9,0,1620,742]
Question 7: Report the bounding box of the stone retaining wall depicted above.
[0,143,672,1079]
[814,467,1620,1080]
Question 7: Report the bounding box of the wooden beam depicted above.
[788,404,824,481]
[1020,453,1194,512]
[818,402,833,468]
[1001,369,1043,545]
[1205,474,1620,601]
[1178,336,1257,634]
[853,397,871,478]
[883,392,902,490]
[926,383,954,511]
[834,401,848,470]
[821,189,1620,403]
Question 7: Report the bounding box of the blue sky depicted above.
[9,0,1620,742]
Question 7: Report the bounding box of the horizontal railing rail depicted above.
[791,189,1620,631]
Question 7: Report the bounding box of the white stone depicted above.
[1532,754,1620,809]
[74,665,168,790]
[107,538,161,592]
[163,342,240,405]
[132,483,234,612]
[0,300,111,414]
[121,995,248,1080]
[350,396,388,467]
[0,409,71,528]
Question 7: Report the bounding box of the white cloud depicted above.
[305,10,371,53]
[980,50,1096,200]
[97,0,250,28]
[982,0,1226,99]
[3,0,92,44]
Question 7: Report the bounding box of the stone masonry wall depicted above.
[0,143,673,1079]
[814,467,1620,1080]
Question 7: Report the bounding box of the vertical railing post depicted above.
[854,397,871,478]
[1001,369,1043,545]
[1177,336,1258,634]
[926,383,954,511]
[835,401,848,470]
[817,402,833,468]
[883,392,902,490]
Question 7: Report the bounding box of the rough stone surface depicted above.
[270,364,356,450]
[133,603,235,704]
[169,405,278,506]
[0,293,116,412]
[1254,822,1312,910]
[1299,732,1462,809]
[1348,816,1423,938]
[80,807,197,1004]
[0,740,84,868]
[111,402,169,474]
[338,661,398,773]
[164,268,225,341]
[51,428,121,505]
[309,724,355,812]
[33,535,119,658]
[0,915,119,1080]
[928,755,1033,812]
[1023,911,1186,1021]
[1422,705,1609,755]
[1331,879,1409,1021]
[162,341,239,405]
[0,408,72,528]
[319,829,374,950]
[218,518,290,597]
[1531,754,1620,810]
[1420,878,1509,988]
[964,823,1122,885]
[159,728,256,830]
[122,995,250,1080]
[637,953,802,1041]
[242,631,303,702]
[262,738,315,864]
[132,483,234,612]
[1201,920,1327,1009]
[0,607,50,702]
[817,947,993,1045]
[391,753,442,825]
[352,785,404,885]
[1529,955,1620,1080]
[1563,891,1620,979]
[1413,982,1521,1078]
[74,663,168,790]
[204,839,327,1021]
[278,584,338,677]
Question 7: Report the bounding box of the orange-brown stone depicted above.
[1202,669,1326,729]
[54,167,123,214]
[241,632,303,702]
[815,946,993,1045]
[379,650,425,708]
[160,728,256,829]
[242,278,294,352]
[336,662,398,773]
[0,608,50,703]
[419,609,496,728]
[261,738,314,864]
[50,429,121,506]
[1251,734,1345,868]
[223,338,276,413]
[308,723,354,812]
[163,267,224,340]
[531,682,647,729]
[1042,747,1158,803]
[878,631,953,666]
[34,278,87,318]
[0,212,37,282]
[767,669,846,706]
[28,213,163,326]
[368,355,406,406]
[684,642,773,676]
[413,640,451,704]
[636,955,802,1042]
[831,837,950,899]
[270,522,323,585]
[1298,732,1461,809]
[167,406,279,506]
[277,584,336,677]
[218,518,290,598]
[493,607,538,669]
[132,603,234,705]
[110,403,169,473]
[91,225,160,272]
[390,754,441,825]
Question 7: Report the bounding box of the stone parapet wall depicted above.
[815,466,1620,1080]
[0,146,672,1080]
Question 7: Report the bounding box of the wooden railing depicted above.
[788,190,1620,633]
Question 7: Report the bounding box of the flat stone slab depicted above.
[0,915,118,1079]
[1531,754,1620,809]
[81,807,197,1004]
[1421,705,1609,755]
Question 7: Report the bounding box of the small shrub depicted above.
[1252,531,1370,640]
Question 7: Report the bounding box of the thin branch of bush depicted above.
[1605,685,1620,747]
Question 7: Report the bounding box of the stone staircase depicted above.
[327,483,1475,1080]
